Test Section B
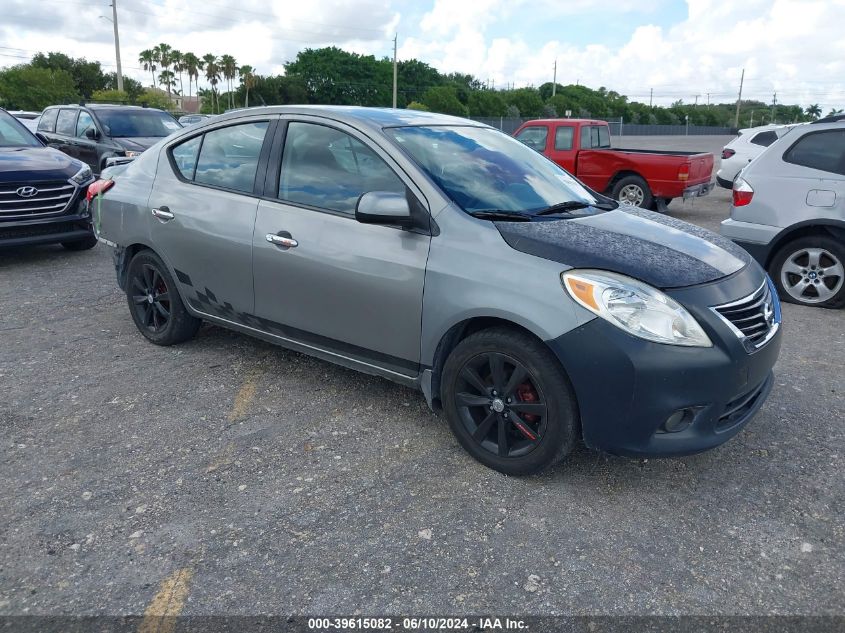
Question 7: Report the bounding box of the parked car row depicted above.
[722,115,845,308]
[716,123,801,188]
[87,106,783,475]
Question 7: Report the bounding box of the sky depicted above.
[2,0,844,110]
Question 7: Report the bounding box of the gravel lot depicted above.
[1,137,843,620]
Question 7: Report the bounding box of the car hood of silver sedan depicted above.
[495,206,752,289]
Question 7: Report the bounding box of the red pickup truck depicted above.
[513,119,714,210]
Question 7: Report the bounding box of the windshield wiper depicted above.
[468,209,533,222]
[534,199,618,216]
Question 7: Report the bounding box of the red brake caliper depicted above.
[512,382,539,440]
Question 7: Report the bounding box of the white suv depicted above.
[721,116,845,308]
[716,124,800,189]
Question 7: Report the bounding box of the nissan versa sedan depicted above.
[90,106,782,475]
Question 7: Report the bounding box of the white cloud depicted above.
[2,0,844,109]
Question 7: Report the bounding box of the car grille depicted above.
[712,280,779,349]
[0,181,77,219]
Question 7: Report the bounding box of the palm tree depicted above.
[138,49,157,88]
[155,43,173,99]
[203,54,221,114]
[220,54,238,110]
[182,52,201,102]
[171,49,184,98]
[158,70,176,97]
[239,65,256,108]
[805,104,822,120]
[827,108,844,117]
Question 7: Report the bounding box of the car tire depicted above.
[611,175,653,209]
[126,250,201,345]
[61,234,98,251]
[441,327,580,476]
[770,235,845,308]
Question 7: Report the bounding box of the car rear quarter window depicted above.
[554,126,574,150]
[171,135,202,180]
[278,122,405,215]
[38,108,58,133]
[55,109,78,136]
[515,126,548,151]
[751,130,778,147]
[783,130,845,176]
[193,122,269,193]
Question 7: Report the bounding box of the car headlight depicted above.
[561,269,712,347]
[70,165,93,185]
[124,150,141,158]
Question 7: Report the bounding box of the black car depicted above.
[36,104,182,174]
[0,107,97,250]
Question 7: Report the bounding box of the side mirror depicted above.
[355,191,413,228]
[85,128,99,140]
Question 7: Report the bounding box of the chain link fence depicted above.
[470,117,736,136]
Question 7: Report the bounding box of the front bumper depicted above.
[549,266,782,457]
[682,180,714,200]
[0,201,93,248]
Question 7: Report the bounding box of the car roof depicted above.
[45,104,167,112]
[210,105,487,132]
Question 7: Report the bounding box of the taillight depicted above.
[86,179,115,203]
[732,176,754,207]
[721,148,736,160]
[678,164,689,181]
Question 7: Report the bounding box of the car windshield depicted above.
[94,109,182,138]
[0,110,41,148]
[385,125,601,215]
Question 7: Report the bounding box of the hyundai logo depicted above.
[15,186,39,198]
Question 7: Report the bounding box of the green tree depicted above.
[467,90,506,117]
[91,88,129,104]
[138,49,157,89]
[285,47,389,106]
[421,86,467,116]
[397,59,441,106]
[103,72,144,100]
[239,65,256,107]
[182,52,202,100]
[0,65,79,110]
[138,88,172,110]
[406,101,429,111]
[220,54,238,109]
[171,49,184,97]
[503,88,544,118]
[805,104,821,120]
[202,54,221,113]
[30,52,106,98]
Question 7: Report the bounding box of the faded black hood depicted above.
[0,146,82,183]
[496,207,752,289]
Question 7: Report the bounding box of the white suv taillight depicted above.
[732,176,754,207]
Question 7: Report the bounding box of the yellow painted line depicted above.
[137,567,193,633]
[227,369,262,422]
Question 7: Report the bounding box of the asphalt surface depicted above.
[1,137,843,619]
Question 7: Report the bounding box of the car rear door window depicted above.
[38,108,58,133]
[515,126,548,151]
[783,130,845,176]
[751,130,778,147]
[76,111,95,138]
[554,126,574,150]
[193,121,269,193]
[278,122,405,215]
[597,126,610,148]
[55,109,77,136]
[171,135,203,180]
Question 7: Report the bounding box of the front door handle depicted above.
[266,233,298,248]
[152,207,174,222]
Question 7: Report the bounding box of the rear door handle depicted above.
[152,207,174,221]
[265,233,298,248]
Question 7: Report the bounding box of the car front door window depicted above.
[278,122,405,214]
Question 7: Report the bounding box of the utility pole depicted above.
[649,88,653,108]
[750,110,754,127]
[111,0,123,92]
[733,68,744,129]
[771,92,777,124]
[392,33,397,109]
[706,93,710,107]
[694,94,700,107]
[552,59,557,97]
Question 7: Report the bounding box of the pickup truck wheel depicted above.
[441,327,579,476]
[126,250,201,345]
[611,175,653,209]
[770,236,845,308]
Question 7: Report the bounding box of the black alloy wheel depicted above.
[130,263,172,332]
[455,352,548,459]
